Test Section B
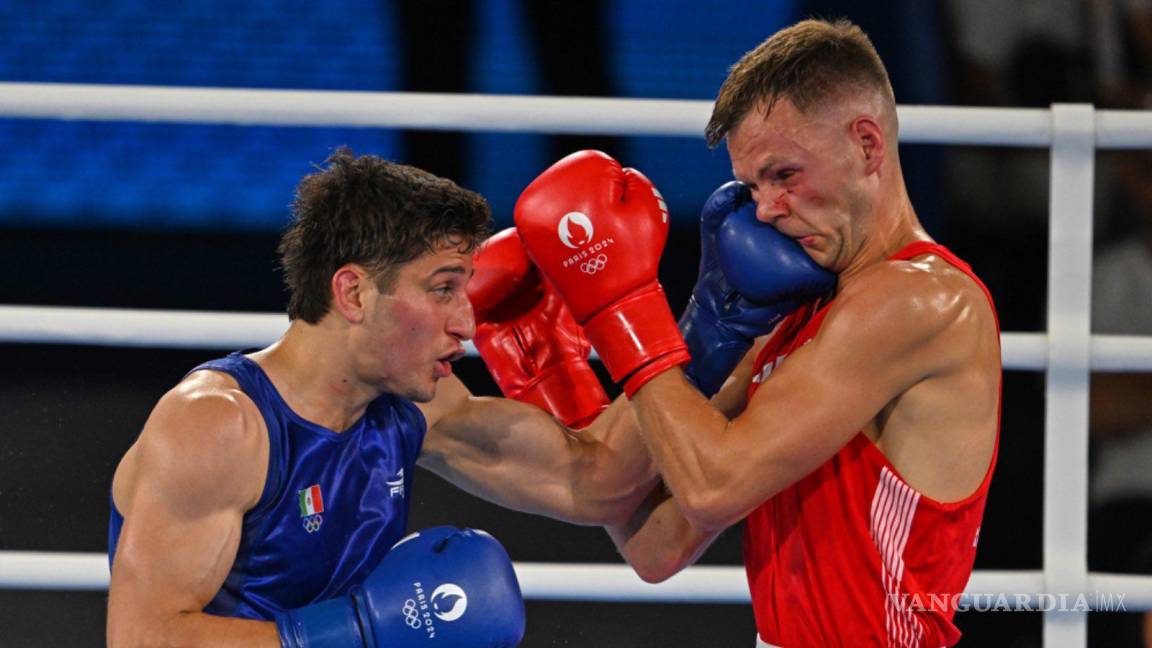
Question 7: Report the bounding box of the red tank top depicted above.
[743,242,1000,647]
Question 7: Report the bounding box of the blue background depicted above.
[0,0,798,230]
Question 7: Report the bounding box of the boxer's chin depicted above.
[408,388,436,404]
[398,375,438,404]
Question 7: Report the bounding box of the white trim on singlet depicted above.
[870,466,924,647]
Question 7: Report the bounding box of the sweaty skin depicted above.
[108,243,656,647]
[610,95,999,580]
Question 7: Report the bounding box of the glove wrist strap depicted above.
[583,285,690,395]
[275,597,366,648]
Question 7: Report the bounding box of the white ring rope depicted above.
[3,82,1152,147]
[1,552,1149,612]
[0,305,291,351]
[2,305,1152,372]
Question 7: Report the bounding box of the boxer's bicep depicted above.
[420,393,652,525]
[108,387,266,642]
[420,392,588,517]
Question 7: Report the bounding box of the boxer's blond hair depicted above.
[705,19,896,147]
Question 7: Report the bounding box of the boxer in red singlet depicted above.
[519,19,1001,647]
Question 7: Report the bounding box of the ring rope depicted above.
[2,305,1152,372]
[3,82,1152,147]
[1,551,1149,611]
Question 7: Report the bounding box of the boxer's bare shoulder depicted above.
[108,370,273,646]
[831,253,994,358]
[823,252,1000,501]
[112,370,267,516]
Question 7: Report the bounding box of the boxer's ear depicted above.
[850,115,886,175]
[332,264,369,323]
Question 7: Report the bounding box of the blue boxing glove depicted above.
[680,182,835,396]
[276,526,525,648]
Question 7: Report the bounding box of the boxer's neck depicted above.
[249,322,377,433]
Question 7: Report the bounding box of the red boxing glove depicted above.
[468,228,609,428]
[513,151,689,396]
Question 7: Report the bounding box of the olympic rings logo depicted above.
[301,514,323,533]
[580,254,608,275]
[402,599,422,629]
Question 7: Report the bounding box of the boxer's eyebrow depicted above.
[428,264,467,278]
[735,155,788,186]
[756,157,791,177]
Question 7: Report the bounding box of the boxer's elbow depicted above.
[631,561,676,584]
[679,489,740,534]
[109,609,243,648]
[622,545,691,584]
[568,457,659,526]
[106,594,151,648]
[106,615,167,648]
[107,573,181,647]
[107,593,205,648]
[567,489,646,527]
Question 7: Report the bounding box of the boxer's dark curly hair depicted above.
[705,18,896,148]
[279,147,491,323]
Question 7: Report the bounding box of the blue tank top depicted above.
[108,351,427,619]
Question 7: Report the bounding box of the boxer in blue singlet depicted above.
[106,148,658,647]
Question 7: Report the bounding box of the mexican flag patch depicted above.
[298,484,324,517]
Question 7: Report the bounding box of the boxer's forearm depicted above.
[422,395,655,525]
[606,482,719,583]
[531,395,660,525]
[107,608,279,648]
[570,396,661,522]
[630,369,738,532]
